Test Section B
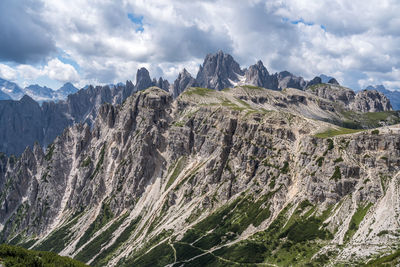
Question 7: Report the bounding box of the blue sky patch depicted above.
[128,13,144,32]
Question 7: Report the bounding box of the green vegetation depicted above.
[120,230,173,266]
[327,138,334,150]
[91,216,141,266]
[34,212,84,253]
[377,230,389,237]
[280,161,290,174]
[334,157,343,163]
[181,193,273,250]
[44,144,55,161]
[315,127,363,138]
[341,110,400,129]
[344,202,373,242]
[380,174,391,193]
[316,156,324,167]
[330,166,342,181]
[220,99,246,111]
[241,85,263,90]
[81,156,92,168]
[75,202,114,250]
[173,121,185,127]
[174,243,203,261]
[213,201,333,266]
[0,244,88,267]
[364,249,400,266]
[371,129,380,135]
[121,242,174,267]
[166,156,187,189]
[75,213,128,262]
[183,87,214,96]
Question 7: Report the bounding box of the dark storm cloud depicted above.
[0,0,56,63]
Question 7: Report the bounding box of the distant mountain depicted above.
[56,82,79,99]
[0,69,169,155]
[319,74,335,83]
[0,78,24,99]
[365,85,400,110]
[23,84,56,102]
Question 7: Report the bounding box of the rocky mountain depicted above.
[0,68,168,156]
[196,50,244,90]
[0,79,79,102]
[320,74,335,83]
[0,86,399,266]
[56,82,79,99]
[170,51,344,97]
[242,60,278,90]
[172,69,197,98]
[306,83,392,113]
[0,78,24,100]
[366,85,400,110]
[23,84,57,102]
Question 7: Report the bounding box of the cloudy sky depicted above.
[0,0,399,91]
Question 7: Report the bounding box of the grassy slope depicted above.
[0,244,88,267]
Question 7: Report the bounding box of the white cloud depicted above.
[0,64,17,80]
[1,0,400,90]
[43,58,79,83]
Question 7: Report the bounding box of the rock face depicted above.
[172,69,197,98]
[307,83,392,112]
[0,67,168,155]
[350,89,393,112]
[0,86,399,266]
[307,76,322,87]
[365,85,400,110]
[135,68,153,91]
[328,77,340,85]
[196,50,244,90]
[0,96,46,155]
[243,60,279,90]
[277,70,307,90]
[0,78,24,100]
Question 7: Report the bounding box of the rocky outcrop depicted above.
[196,50,244,90]
[172,69,197,98]
[306,76,322,87]
[365,85,400,110]
[351,89,392,112]
[306,84,392,112]
[134,68,153,91]
[277,71,307,90]
[243,60,279,90]
[0,86,399,266]
[0,67,169,155]
[0,95,46,155]
[328,77,340,85]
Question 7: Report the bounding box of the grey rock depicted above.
[328,78,340,85]
[365,85,400,110]
[135,68,153,91]
[306,76,322,87]
[244,60,279,90]
[351,89,392,112]
[172,69,197,98]
[277,71,307,90]
[196,50,244,90]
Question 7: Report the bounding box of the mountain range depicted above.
[0,51,396,157]
[365,85,400,110]
[0,81,399,265]
[0,79,78,102]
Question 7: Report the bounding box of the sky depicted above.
[0,0,399,91]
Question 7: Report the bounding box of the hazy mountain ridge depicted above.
[0,51,394,156]
[365,85,400,110]
[0,86,399,266]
